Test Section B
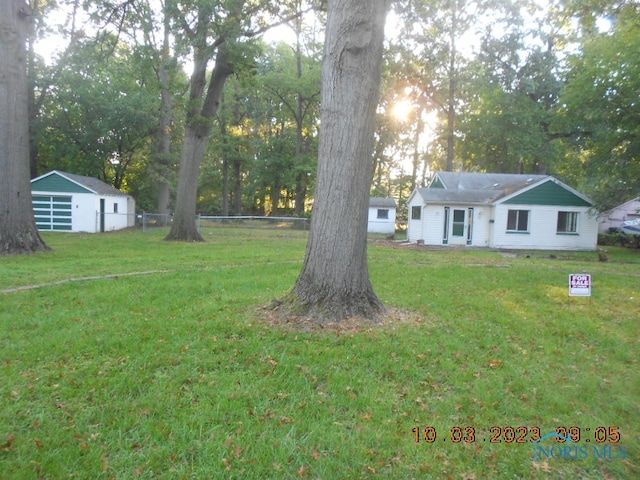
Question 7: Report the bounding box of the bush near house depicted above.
[598,232,640,248]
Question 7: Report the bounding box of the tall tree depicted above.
[257,40,321,215]
[559,1,640,209]
[0,0,49,254]
[288,0,391,323]
[37,37,158,187]
[155,4,176,215]
[165,0,302,241]
[459,30,565,174]
[396,0,481,171]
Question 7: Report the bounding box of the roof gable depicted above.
[429,176,446,188]
[431,172,547,193]
[31,171,92,194]
[500,178,593,207]
[414,172,592,207]
[420,172,548,205]
[603,197,640,214]
[31,171,126,197]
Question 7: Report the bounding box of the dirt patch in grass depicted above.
[257,301,428,334]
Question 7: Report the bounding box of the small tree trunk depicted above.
[294,172,307,217]
[0,0,49,255]
[232,158,242,215]
[289,0,390,323]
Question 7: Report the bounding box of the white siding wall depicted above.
[409,204,493,247]
[101,195,132,231]
[67,193,96,232]
[468,206,492,247]
[367,206,396,234]
[407,198,424,243]
[492,204,598,250]
[44,192,133,233]
[422,205,445,245]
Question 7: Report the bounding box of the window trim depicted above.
[452,209,465,237]
[557,211,579,235]
[506,209,530,233]
[377,208,389,220]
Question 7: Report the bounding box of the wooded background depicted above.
[26,0,640,217]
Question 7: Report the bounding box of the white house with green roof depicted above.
[407,172,598,250]
[31,170,135,233]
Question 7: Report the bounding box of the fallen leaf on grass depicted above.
[234,444,243,459]
[2,433,16,451]
[532,461,552,473]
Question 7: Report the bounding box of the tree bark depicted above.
[289,0,390,323]
[165,44,233,241]
[0,0,49,255]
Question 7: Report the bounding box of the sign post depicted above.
[569,274,591,297]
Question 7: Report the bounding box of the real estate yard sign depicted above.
[569,274,591,297]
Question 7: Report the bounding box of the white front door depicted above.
[449,208,467,245]
[443,207,473,246]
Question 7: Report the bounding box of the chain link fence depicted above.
[139,213,309,236]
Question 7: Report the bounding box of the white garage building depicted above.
[31,170,135,233]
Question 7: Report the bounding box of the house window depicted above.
[377,208,389,219]
[113,203,118,213]
[507,209,529,232]
[557,211,578,233]
[411,206,421,220]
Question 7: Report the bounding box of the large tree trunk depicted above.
[27,0,39,179]
[0,0,49,255]
[165,44,233,241]
[289,0,390,323]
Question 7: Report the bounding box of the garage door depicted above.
[33,195,72,231]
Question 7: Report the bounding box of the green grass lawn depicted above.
[1,230,638,479]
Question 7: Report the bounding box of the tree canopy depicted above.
[23,0,640,218]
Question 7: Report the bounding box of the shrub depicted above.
[598,231,640,248]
